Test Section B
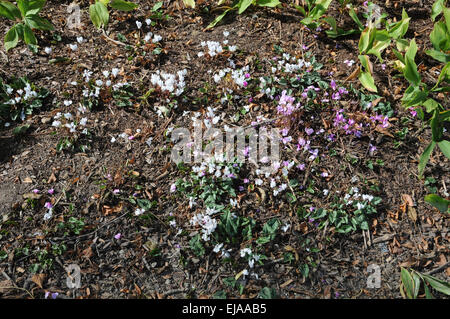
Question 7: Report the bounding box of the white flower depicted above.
[44,209,53,220]
[76,36,84,43]
[255,178,263,186]
[144,32,152,42]
[51,120,61,127]
[213,243,223,253]
[110,137,116,143]
[281,223,291,232]
[223,31,229,37]
[102,70,110,78]
[152,34,162,43]
[145,18,152,25]
[136,21,142,29]
[111,68,120,77]
[135,208,145,216]
[63,100,72,106]
[69,44,78,51]
[80,117,88,126]
[170,183,177,193]
[44,47,52,54]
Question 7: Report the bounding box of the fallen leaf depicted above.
[31,273,46,289]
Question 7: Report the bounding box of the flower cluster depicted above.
[190,207,219,241]
[150,69,187,96]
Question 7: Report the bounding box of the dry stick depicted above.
[1,271,34,299]
[425,261,450,276]
[102,29,127,47]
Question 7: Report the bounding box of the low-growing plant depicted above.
[207,0,281,29]
[0,76,49,123]
[400,267,450,299]
[0,0,53,52]
[89,0,138,29]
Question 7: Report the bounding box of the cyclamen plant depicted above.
[0,76,49,122]
[0,0,53,52]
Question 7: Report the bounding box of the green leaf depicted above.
[401,85,428,108]
[358,26,376,54]
[207,9,231,29]
[358,71,377,93]
[418,141,436,177]
[401,268,415,299]
[24,15,53,30]
[23,24,37,45]
[426,49,450,63]
[13,124,30,135]
[403,39,421,86]
[421,274,450,295]
[430,110,443,142]
[0,1,22,20]
[423,98,440,113]
[388,9,410,40]
[182,0,195,8]
[438,140,450,159]
[256,0,281,7]
[367,38,391,62]
[109,0,138,11]
[412,272,422,299]
[21,0,46,17]
[90,2,109,29]
[424,194,450,213]
[238,0,253,15]
[431,0,445,21]
[4,24,21,51]
[349,6,364,31]
[151,1,163,12]
[258,287,278,299]
[430,22,448,51]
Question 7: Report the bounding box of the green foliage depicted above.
[424,194,450,213]
[296,0,332,30]
[189,234,205,256]
[207,0,281,29]
[89,0,138,29]
[0,76,49,123]
[0,0,53,52]
[401,268,450,298]
[258,286,278,299]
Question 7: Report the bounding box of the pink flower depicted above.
[32,189,40,194]
[48,189,54,195]
[44,202,53,209]
[170,183,177,193]
[114,233,121,240]
[113,189,120,195]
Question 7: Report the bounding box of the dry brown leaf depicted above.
[401,194,414,207]
[344,66,360,82]
[280,279,293,288]
[407,206,417,223]
[31,273,46,289]
[23,177,33,183]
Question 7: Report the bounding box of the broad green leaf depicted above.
[182,0,195,8]
[418,141,436,177]
[396,38,410,52]
[431,0,445,21]
[23,0,46,16]
[23,24,37,45]
[422,274,450,295]
[109,0,138,11]
[4,25,20,51]
[412,272,422,299]
[358,26,376,54]
[388,9,410,39]
[89,2,109,29]
[424,194,450,213]
[207,9,230,29]
[438,140,450,159]
[358,70,377,92]
[238,0,253,14]
[430,22,448,51]
[444,8,450,37]
[424,283,434,299]
[24,15,53,30]
[426,49,450,63]
[0,1,22,20]
[423,98,440,113]
[404,39,421,86]
[256,0,281,7]
[367,39,391,62]
[358,54,372,73]
[401,268,415,299]
[401,85,428,107]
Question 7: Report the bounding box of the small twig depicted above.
[102,29,127,47]
[160,288,188,298]
[425,261,450,276]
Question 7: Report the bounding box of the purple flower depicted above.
[113,189,120,195]
[170,183,177,193]
[243,178,249,184]
[305,128,314,135]
[330,80,337,91]
[48,188,54,195]
[410,109,417,117]
[297,163,305,170]
[32,189,40,194]
[244,73,250,79]
[44,202,53,209]
[114,233,121,240]
[243,81,248,87]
